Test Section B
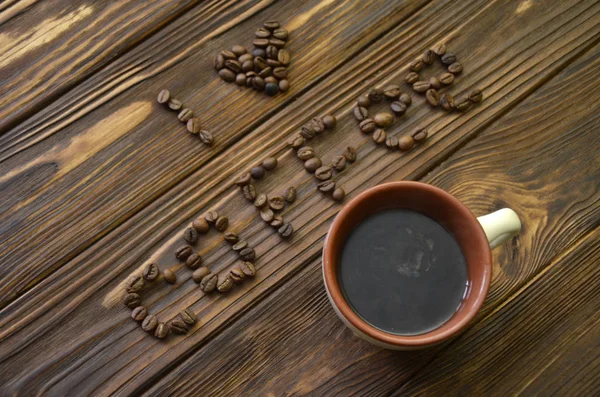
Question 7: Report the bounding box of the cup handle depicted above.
[477,208,522,249]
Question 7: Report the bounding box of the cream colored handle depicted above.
[477,208,522,249]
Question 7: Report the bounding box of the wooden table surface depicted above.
[1,0,599,395]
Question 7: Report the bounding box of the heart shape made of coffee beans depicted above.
[214,20,291,97]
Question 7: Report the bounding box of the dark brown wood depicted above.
[1,0,599,395]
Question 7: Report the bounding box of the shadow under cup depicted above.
[322,182,493,348]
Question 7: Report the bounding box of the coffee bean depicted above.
[126,275,144,293]
[219,68,236,82]
[284,186,296,203]
[205,210,218,224]
[184,227,198,244]
[264,82,279,96]
[192,266,210,284]
[383,85,401,99]
[191,218,209,235]
[410,59,424,72]
[331,155,346,171]
[246,76,255,87]
[468,88,483,103]
[168,99,182,111]
[225,59,242,73]
[200,273,217,292]
[359,119,376,134]
[157,89,171,104]
[242,60,254,73]
[230,266,246,283]
[432,43,447,56]
[322,114,336,130]
[131,306,147,321]
[239,53,253,63]
[258,67,272,78]
[332,187,345,202]
[448,62,463,74]
[278,223,293,239]
[309,117,325,134]
[262,157,277,170]
[405,72,419,84]
[269,196,285,211]
[455,96,472,112]
[250,166,265,179]
[143,263,159,281]
[277,49,291,65]
[142,315,158,332]
[398,135,415,151]
[269,25,286,38]
[180,309,197,326]
[178,108,194,123]
[155,322,170,339]
[353,106,368,121]
[357,95,371,107]
[304,157,322,173]
[422,49,434,65]
[264,76,278,85]
[279,79,290,92]
[439,72,455,85]
[186,118,201,134]
[253,76,265,91]
[251,48,266,58]
[269,38,286,48]
[318,180,336,193]
[300,126,315,140]
[254,193,268,208]
[215,216,229,232]
[399,93,412,106]
[199,130,213,146]
[267,59,282,67]
[413,81,430,93]
[221,50,236,60]
[441,53,456,65]
[260,208,274,222]
[239,247,256,261]
[289,135,305,149]
[242,184,257,201]
[175,245,193,260]
[169,319,188,334]
[164,268,176,284]
[255,27,271,38]
[217,274,234,293]
[266,45,278,59]
[297,146,315,160]
[240,262,256,277]
[186,253,203,269]
[386,136,399,149]
[411,127,428,142]
[440,93,455,110]
[270,215,283,228]
[224,231,239,244]
[273,67,287,79]
[232,240,248,251]
[264,20,280,30]
[214,54,225,70]
[254,56,267,70]
[315,165,333,180]
[390,101,407,115]
[123,293,140,309]
[373,129,386,144]
[429,76,441,89]
[253,38,269,48]
[426,89,440,107]
[344,146,357,162]
[374,112,394,128]
[368,88,384,103]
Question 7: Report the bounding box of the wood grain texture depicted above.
[142,41,600,396]
[1,0,600,395]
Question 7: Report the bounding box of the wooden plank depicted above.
[0,0,236,132]
[1,0,600,395]
[0,0,429,306]
[141,41,600,395]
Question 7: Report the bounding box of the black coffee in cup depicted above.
[338,209,468,335]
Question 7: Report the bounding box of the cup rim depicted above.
[322,181,492,347]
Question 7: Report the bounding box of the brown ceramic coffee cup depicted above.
[322,181,521,349]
